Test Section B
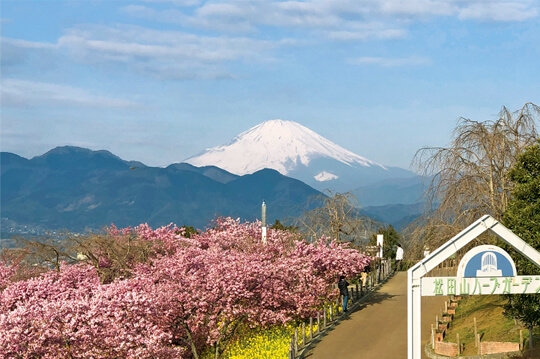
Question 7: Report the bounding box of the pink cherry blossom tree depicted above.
[0,217,371,359]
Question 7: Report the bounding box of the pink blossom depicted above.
[1,218,370,358]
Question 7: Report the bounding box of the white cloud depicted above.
[57,24,279,65]
[114,0,539,71]
[3,0,536,83]
[125,0,539,36]
[139,0,200,6]
[1,37,58,49]
[120,5,160,19]
[2,20,286,80]
[120,5,195,28]
[124,1,388,35]
[378,0,456,16]
[121,4,254,32]
[327,28,406,41]
[197,2,248,18]
[347,56,432,67]
[132,62,235,80]
[459,2,538,22]
[1,79,139,108]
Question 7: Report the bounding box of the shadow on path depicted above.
[343,291,398,318]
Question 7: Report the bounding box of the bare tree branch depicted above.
[408,103,539,257]
[295,190,378,244]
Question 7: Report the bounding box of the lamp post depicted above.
[261,200,267,244]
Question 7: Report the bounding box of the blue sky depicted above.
[1,0,539,169]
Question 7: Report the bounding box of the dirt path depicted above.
[303,272,447,359]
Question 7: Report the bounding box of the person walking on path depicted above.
[395,243,404,271]
[338,275,350,313]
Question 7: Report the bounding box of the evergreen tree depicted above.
[180,225,199,238]
[502,140,540,348]
[270,219,298,232]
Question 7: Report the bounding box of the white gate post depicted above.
[408,269,422,359]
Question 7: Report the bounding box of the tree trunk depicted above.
[529,323,534,349]
[182,323,199,359]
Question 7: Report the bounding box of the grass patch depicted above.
[443,295,524,356]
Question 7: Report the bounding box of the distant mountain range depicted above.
[361,202,425,231]
[1,120,427,237]
[0,146,322,234]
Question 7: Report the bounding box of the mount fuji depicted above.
[185,120,421,204]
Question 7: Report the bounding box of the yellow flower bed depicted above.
[222,321,320,359]
[223,325,292,359]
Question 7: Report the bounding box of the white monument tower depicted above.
[261,200,267,244]
[377,234,384,258]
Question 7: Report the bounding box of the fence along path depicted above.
[300,271,448,359]
[288,260,393,358]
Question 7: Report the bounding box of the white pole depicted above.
[377,234,384,258]
[408,268,422,359]
[261,200,267,244]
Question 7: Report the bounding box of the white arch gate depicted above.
[407,214,540,358]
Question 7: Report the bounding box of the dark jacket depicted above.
[338,279,349,296]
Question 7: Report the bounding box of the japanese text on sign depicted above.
[421,276,540,296]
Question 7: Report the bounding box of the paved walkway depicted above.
[303,272,447,359]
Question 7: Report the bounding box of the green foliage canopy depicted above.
[270,219,298,232]
[503,140,540,275]
[502,140,540,347]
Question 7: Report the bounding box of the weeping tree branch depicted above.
[407,103,539,258]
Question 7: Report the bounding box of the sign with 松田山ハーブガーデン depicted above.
[422,275,540,296]
[421,244,540,296]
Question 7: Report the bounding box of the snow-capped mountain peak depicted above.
[184,119,385,176]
